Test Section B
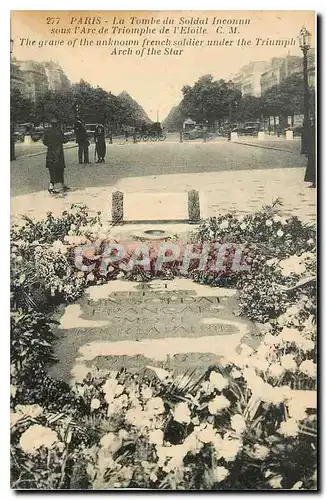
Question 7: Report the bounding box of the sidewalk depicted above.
[11,167,316,227]
[234,136,301,153]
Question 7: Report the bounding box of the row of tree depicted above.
[10,80,152,132]
[163,73,315,131]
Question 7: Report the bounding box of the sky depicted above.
[11,10,315,121]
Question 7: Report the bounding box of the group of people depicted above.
[42,118,107,194]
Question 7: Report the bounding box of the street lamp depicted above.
[298,26,312,154]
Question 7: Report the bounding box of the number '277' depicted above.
[46,17,60,24]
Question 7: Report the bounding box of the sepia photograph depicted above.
[10,10,317,491]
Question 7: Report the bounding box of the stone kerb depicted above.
[111,190,201,224]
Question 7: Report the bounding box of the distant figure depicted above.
[43,117,69,194]
[94,124,106,163]
[304,123,316,188]
[276,124,282,137]
[74,120,90,164]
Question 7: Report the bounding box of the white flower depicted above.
[218,436,242,462]
[19,425,59,454]
[240,343,254,357]
[103,378,124,404]
[145,397,165,415]
[265,219,273,227]
[230,368,242,379]
[279,327,301,344]
[230,414,246,435]
[213,466,229,483]
[268,475,283,488]
[195,423,217,444]
[87,272,95,282]
[125,407,149,428]
[208,395,230,414]
[220,220,229,230]
[278,418,299,437]
[107,394,128,417]
[141,386,153,400]
[118,429,129,440]
[90,398,101,410]
[268,363,284,378]
[276,229,284,237]
[287,399,308,421]
[279,255,306,277]
[209,371,228,391]
[70,224,77,231]
[291,481,304,490]
[148,429,164,447]
[299,360,316,378]
[280,354,297,371]
[307,238,315,246]
[100,432,122,453]
[200,380,214,395]
[252,444,270,460]
[173,402,191,425]
[240,223,247,230]
[156,443,190,471]
[250,355,269,373]
[273,215,282,223]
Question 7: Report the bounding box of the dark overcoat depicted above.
[43,128,66,171]
[94,126,106,158]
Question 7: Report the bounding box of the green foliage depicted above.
[10,88,34,124]
[261,73,315,119]
[180,75,241,126]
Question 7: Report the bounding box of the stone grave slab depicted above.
[49,280,255,383]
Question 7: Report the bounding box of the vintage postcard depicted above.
[10,10,317,491]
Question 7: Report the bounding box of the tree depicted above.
[10,88,34,125]
[180,74,241,127]
[34,90,75,127]
[261,73,315,123]
[236,95,261,122]
[162,105,185,132]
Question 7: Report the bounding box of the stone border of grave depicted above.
[111,189,201,225]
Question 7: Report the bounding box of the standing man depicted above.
[304,122,316,188]
[74,120,90,164]
[43,117,68,194]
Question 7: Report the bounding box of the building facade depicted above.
[231,50,315,98]
[10,59,71,101]
[231,61,268,97]
[260,54,302,94]
[10,59,28,96]
[43,61,71,92]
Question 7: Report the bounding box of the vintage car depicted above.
[233,122,261,136]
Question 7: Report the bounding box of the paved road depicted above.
[11,136,305,197]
